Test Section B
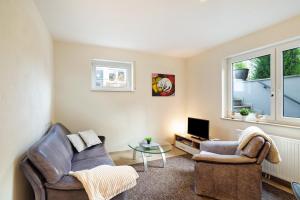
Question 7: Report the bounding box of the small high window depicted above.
[91,59,135,91]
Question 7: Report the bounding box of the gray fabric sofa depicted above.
[193,136,271,200]
[20,123,127,200]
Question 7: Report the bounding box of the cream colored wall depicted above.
[0,0,53,200]
[186,15,300,140]
[2,2,298,198]
[54,41,186,152]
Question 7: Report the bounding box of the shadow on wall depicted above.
[12,122,54,200]
[13,154,34,200]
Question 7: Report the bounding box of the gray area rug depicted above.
[127,154,295,200]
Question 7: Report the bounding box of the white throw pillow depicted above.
[79,130,102,148]
[67,134,87,152]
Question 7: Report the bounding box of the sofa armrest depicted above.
[192,151,257,164]
[200,140,239,155]
[20,156,46,200]
[98,136,105,144]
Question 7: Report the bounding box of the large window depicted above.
[232,54,272,116]
[225,39,300,125]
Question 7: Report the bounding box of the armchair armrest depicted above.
[200,140,239,155]
[192,151,257,164]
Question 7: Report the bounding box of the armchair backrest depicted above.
[256,141,271,164]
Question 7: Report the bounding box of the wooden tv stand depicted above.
[174,133,207,154]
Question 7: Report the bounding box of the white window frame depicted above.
[90,59,135,92]
[276,40,300,124]
[224,38,300,126]
[227,48,276,121]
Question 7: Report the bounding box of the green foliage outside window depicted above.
[250,55,270,80]
[233,62,247,70]
[283,48,300,76]
[234,48,300,80]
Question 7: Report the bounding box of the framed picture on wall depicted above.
[90,59,135,91]
[152,73,175,96]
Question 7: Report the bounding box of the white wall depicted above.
[0,0,53,199]
[54,41,186,152]
[186,15,300,141]
[1,2,299,199]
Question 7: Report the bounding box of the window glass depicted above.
[283,47,300,118]
[232,55,271,115]
[90,59,134,91]
[95,67,128,88]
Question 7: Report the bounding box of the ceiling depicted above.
[34,0,300,58]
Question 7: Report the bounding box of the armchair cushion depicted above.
[192,151,257,164]
[200,140,239,155]
[241,136,265,158]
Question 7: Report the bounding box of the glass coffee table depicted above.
[128,143,172,171]
[292,182,300,200]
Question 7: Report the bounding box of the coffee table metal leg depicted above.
[141,152,148,171]
[159,146,166,168]
[133,150,136,160]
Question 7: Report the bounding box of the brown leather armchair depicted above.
[192,136,271,200]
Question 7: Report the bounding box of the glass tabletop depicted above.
[128,143,172,154]
[292,182,300,200]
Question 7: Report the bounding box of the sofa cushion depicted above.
[241,136,265,158]
[71,157,114,171]
[72,143,107,162]
[46,141,114,190]
[79,130,102,147]
[27,123,74,184]
[67,133,87,152]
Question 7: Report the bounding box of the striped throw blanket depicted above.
[70,165,139,200]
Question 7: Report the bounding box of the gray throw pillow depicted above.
[79,130,102,148]
[67,134,87,152]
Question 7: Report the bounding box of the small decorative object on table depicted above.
[145,136,152,144]
[140,137,159,148]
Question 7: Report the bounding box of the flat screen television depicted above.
[188,117,209,140]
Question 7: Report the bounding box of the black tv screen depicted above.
[188,118,209,140]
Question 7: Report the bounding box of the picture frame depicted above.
[90,59,135,92]
[152,73,175,96]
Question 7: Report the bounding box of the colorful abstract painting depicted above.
[152,73,175,96]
